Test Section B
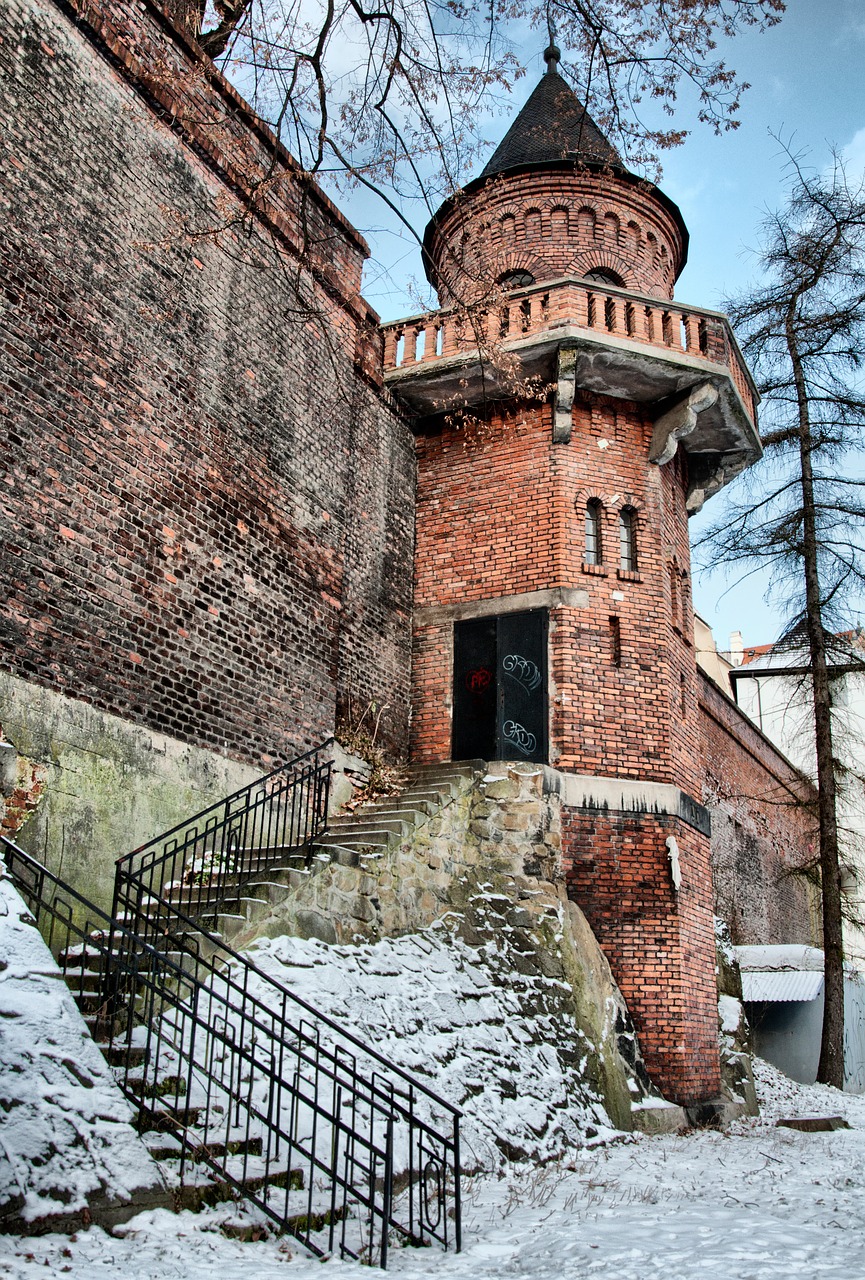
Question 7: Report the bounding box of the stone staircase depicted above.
[161,759,484,951]
[4,792,465,1262]
[55,762,483,1223]
[54,942,305,1220]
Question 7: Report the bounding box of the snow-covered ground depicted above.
[3,1056,865,1279]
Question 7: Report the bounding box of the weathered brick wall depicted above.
[429,168,686,303]
[699,673,819,946]
[412,395,702,797]
[562,807,720,1104]
[0,0,414,772]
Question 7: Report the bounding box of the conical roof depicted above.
[479,46,623,179]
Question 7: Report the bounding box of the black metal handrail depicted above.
[113,741,333,949]
[2,833,461,1265]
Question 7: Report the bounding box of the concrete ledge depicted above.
[414,587,589,629]
[541,766,711,837]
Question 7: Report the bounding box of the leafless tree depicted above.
[169,1,784,227]
[699,146,865,1087]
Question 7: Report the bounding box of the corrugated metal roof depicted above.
[740,969,824,1003]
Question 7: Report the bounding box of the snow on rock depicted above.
[0,870,167,1231]
[718,993,743,1035]
[244,926,619,1170]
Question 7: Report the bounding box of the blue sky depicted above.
[342,2,865,652]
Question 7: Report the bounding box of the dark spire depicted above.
[543,41,560,74]
[478,54,623,180]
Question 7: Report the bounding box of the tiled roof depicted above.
[479,61,622,180]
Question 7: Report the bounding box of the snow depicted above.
[237,929,617,1169]
[0,871,165,1226]
[4,1056,865,1278]
[737,945,827,972]
[5,901,865,1277]
[718,993,743,1034]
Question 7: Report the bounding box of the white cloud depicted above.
[842,126,865,178]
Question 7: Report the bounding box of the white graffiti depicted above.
[503,720,537,756]
[503,653,542,693]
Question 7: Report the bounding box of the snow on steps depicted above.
[0,872,171,1235]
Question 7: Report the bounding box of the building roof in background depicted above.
[736,945,825,1003]
[740,643,774,666]
[731,628,865,675]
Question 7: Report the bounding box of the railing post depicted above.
[453,1115,462,1252]
[380,1116,394,1269]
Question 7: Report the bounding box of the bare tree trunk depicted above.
[787,309,845,1087]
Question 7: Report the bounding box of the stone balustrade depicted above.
[381,277,756,423]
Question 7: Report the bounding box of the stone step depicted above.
[325,814,417,837]
[98,1041,148,1069]
[166,1160,303,1212]
[58,943,111,973]
[317,828,399,847]
[135,1102,204,1133]
[143,1131,264,1163]
[405,759,484,779]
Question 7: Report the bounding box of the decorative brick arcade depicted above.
[386,45,762,1105]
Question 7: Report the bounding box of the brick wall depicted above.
[699,673,819,946]
[412,394,702,795]
[562,807,720,1103]
[428,168,686,303]
[0,0,414,769]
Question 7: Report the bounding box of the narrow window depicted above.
[619,507,637,572]
[670,563,680,627]
[585,500,603,565]
[609,616,622,667]
[680,672,687,718]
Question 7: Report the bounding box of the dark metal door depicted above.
[452,610,548,763]
[452,616,497,760]
[497,610,548,763]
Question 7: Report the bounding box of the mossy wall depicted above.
[0,672,258,911]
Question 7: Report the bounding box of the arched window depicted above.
[497,269,535,289]
[619,506,637,572]
[585,499,603,565]
[584,267,625,287]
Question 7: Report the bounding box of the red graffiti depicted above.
[466,668,492,692]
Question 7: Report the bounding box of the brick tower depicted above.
[381,48,761,1104]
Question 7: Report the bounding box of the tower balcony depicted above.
[380,276,760,510]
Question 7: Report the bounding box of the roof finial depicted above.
[544,17,560,75]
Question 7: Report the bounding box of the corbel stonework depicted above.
[649,381,719,466]
[553,346,578,444]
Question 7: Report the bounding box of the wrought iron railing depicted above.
[112,741,333,950]
[2,831,461,1266]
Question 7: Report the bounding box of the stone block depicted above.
[289,909,338,945]
[483,778,520,801]
[351,896,378,923]
[630,1103,689,1135]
